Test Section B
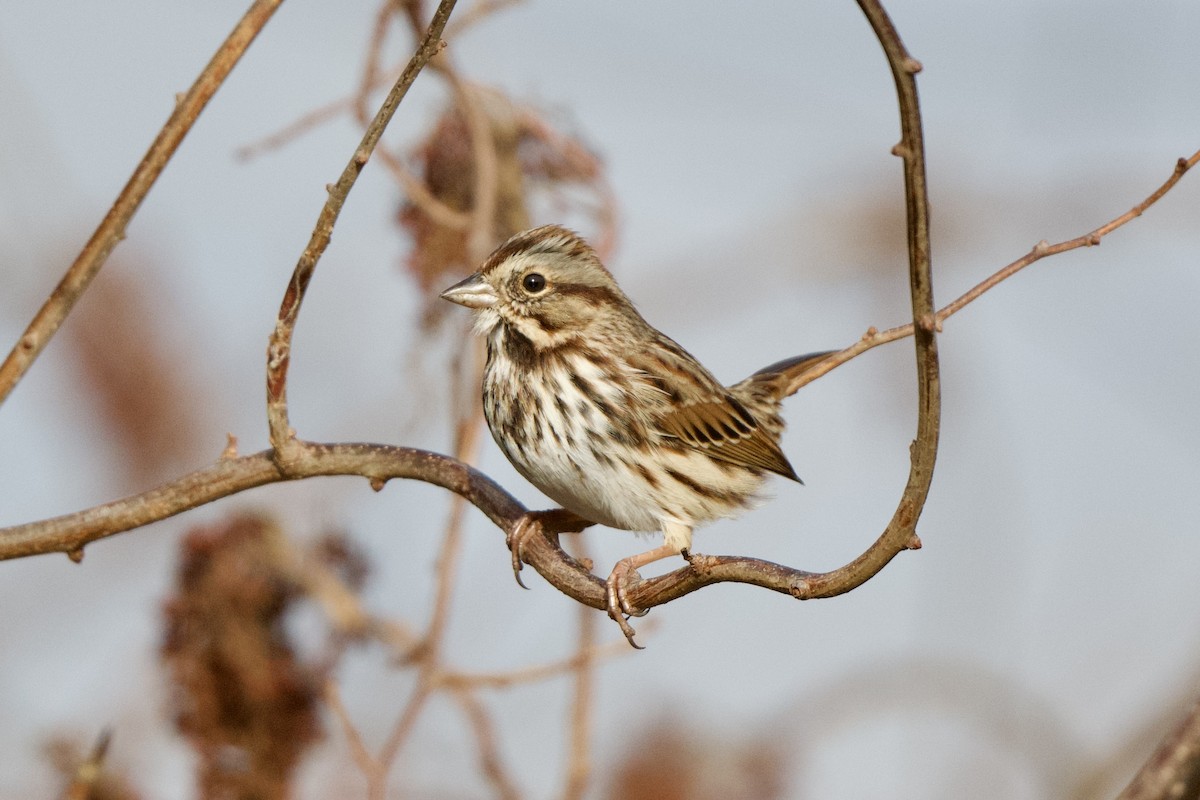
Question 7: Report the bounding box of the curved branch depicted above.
[266,0,459,454]
[773,0,940,597]
[0,0,285,407]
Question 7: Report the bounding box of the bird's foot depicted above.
[506,509,592,589]
[605,558,652,649]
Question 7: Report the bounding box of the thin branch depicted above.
[430,64,500,263]
[563,581,597,800]
[266,0,459,455]
[451,689,522,800]
[59,728,113,800]
[324,680,382,789]
[375,681,434,792]
[432,626,638,691]
[786,148,1200,397]
[1117,693,1200,800]
[0,0,284,407]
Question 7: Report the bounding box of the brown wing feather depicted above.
[657,397,800,481]
[626,333,801,481]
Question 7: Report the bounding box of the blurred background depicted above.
[1,1,1198,798]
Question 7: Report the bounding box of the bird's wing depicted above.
[656,396,800,481]
[626,333,801,481]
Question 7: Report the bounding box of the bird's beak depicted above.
[440,272,497,309]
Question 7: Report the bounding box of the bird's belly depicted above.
[485,375,766,531]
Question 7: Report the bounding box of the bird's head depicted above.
[440,225,633,349]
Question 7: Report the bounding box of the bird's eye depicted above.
[522,272,547,293]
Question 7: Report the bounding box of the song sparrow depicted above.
[441,225,830,645]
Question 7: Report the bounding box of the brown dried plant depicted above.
[160,514,323,800]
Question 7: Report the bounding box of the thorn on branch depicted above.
[369,477,387,492]
[684,552,716,576]
[906,533,923,550]
[221,434,239,460]
[1032,239,1051,255]
[891,142,912,158]
[902,57,923,74]
[67,546,85,563]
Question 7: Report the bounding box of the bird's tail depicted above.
[739,350,837,401]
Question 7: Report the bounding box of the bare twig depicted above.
[266,0,459,456]
[451,689,522,800]
[324,680,382,791]
[370,342,489,785]
[563,573,597,800]
[431,632,638,690]
[59,728,113,800]
[375,681,433,796]
[1117,693,1200,800]
[0,0,284,407]
[786,148,1200,397]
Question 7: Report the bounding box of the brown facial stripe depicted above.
[500,326,538,369]
[554,283,623,308]
[481,226,598,275]
[481,233,540,274]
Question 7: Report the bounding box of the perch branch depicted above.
[0,0,284,407]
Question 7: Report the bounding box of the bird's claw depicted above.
[506,515,540,589]
[606,560,648,649]
[506,509,593,590]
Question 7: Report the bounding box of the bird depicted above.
[440,224,830,646]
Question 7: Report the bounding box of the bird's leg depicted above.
[606,520,692,648]
[507,509,593,588]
